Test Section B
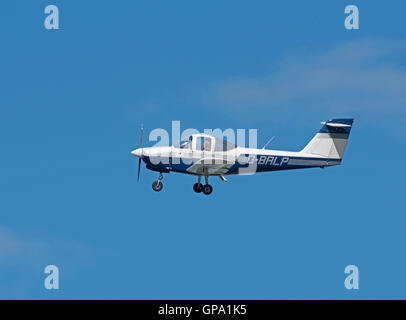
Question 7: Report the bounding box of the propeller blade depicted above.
[140,125,143,149]
[137,125,143,182]
[137,158,141,182]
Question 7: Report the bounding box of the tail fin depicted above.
[301,119,354,159]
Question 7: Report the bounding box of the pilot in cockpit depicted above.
[203,138,211,151]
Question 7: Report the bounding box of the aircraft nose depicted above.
[131,148,142,158]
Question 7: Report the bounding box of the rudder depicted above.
[301,119,354,159]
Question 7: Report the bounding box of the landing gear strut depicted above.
[194,175,213,195]
[152,173,163,192]
[193,176,203,193]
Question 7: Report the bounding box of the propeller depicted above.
[137,126,143,182]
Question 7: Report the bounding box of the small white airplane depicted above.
[131,119,354,195]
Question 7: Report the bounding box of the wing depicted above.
[187,158,234,175]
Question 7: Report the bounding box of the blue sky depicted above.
[0,0,405,299]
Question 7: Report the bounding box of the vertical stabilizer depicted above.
[301,119,354,159]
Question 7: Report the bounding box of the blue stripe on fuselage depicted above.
[227,154,341,174]
[142,154,341,175]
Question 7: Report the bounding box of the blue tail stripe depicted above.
[319,118,354,134]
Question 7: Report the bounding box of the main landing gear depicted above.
[152,173,164,192]
[193,176,212,195]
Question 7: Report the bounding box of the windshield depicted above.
[177,141,191,149]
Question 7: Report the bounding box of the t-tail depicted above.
[301,119,354,160]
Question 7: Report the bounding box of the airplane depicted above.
[131,118,354,195]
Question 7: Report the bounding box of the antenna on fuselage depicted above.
[262,136,275,149]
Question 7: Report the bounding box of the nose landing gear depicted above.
[152,173,164,192]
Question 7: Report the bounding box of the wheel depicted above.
[193,183,203,193]
[202,184,213,195]
[152,180,163,192]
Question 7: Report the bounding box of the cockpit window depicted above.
[203,139,211,151]
[196,137,212,151]
[214,137,236,152]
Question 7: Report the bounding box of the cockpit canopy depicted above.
[175,134,236,152]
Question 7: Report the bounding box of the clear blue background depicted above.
[0,0,405,299]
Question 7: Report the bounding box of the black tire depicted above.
[193,183,203,193]
[202,184,213,195]
[152,180,163,192]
